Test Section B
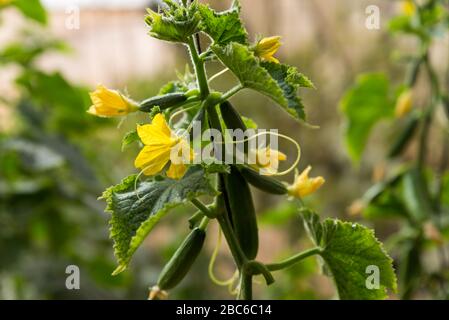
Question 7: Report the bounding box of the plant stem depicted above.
[417,55,440,170]
[199,216,210,231]
[187,37,210,99]
[216,212,247,268]
[221,84,244,102]
[266,247,322,272]
[238,270,253,300]
[191,198,215,217]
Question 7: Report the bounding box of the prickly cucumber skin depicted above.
[239,166,288,195]
[224,167,259,260]
[157,227,206,290]
[139,93,187,112]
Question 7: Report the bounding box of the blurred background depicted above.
[0,0,447,300]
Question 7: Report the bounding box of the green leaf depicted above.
[158,65,197,95]
[102,166,217,274]
[261,62,314,120]
[16,70,93,133]
[201,162,230,175]
[302,209,397,300]
[0,37,67,66]
[13,0,47,24]
[144,0,201,43]
[198,1,248,45]
[212,43,307,121]
[121,130,139,151]
[241,116,258,129]
[340,73,395,163]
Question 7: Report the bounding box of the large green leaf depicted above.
[144,0,200,43]
[212,42,309,121]
[12,0,47,24]
[302,209,397,300]
[101,166,217,275]
[198,1,248,45]
[340,73,395,163]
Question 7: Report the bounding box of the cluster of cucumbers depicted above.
[149,97,289,297]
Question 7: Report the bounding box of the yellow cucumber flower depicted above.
[250,147,287,175]
[287,166,325,198]
[401,0,416,16]
[134,113,192,180]
[395,89,413,118]
[88,85,138,118]
[254,36,282,63]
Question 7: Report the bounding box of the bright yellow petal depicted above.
[288,166,325,198]
[88,85,137,117]
[151,113,172,137]
[166,162,187,180]
[134,145,171,176]
[255,36,282,63]
[136,113,175,147]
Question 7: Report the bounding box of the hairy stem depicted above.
[191,198,215,218]
[221,84,244,102]
[266,247,322,272]
[187,37,210,99]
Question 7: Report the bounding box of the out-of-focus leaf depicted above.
[302,209,397,300]
[0,39,67,66]
[1,139,64,172]
[398,234,423,300]
[101,166,217,275]
[363,190,408,220]
[340,73,395,163]
[260,202,298,226]
[12,0,47,25]
[16,71,93,133]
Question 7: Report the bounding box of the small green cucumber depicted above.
[139,93,188,112]
[157,227,206,290]
[388,113,420,158]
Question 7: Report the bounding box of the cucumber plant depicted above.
[341,0,449,299]
[90,0,397,300]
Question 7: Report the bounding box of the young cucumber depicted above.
[219,101,247,131]
[239,166,287,195]
[388,113,420,158]
[157,227,206,290]
[224,166,259,260]
[220,101,249,155]
[139,92,188,112]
